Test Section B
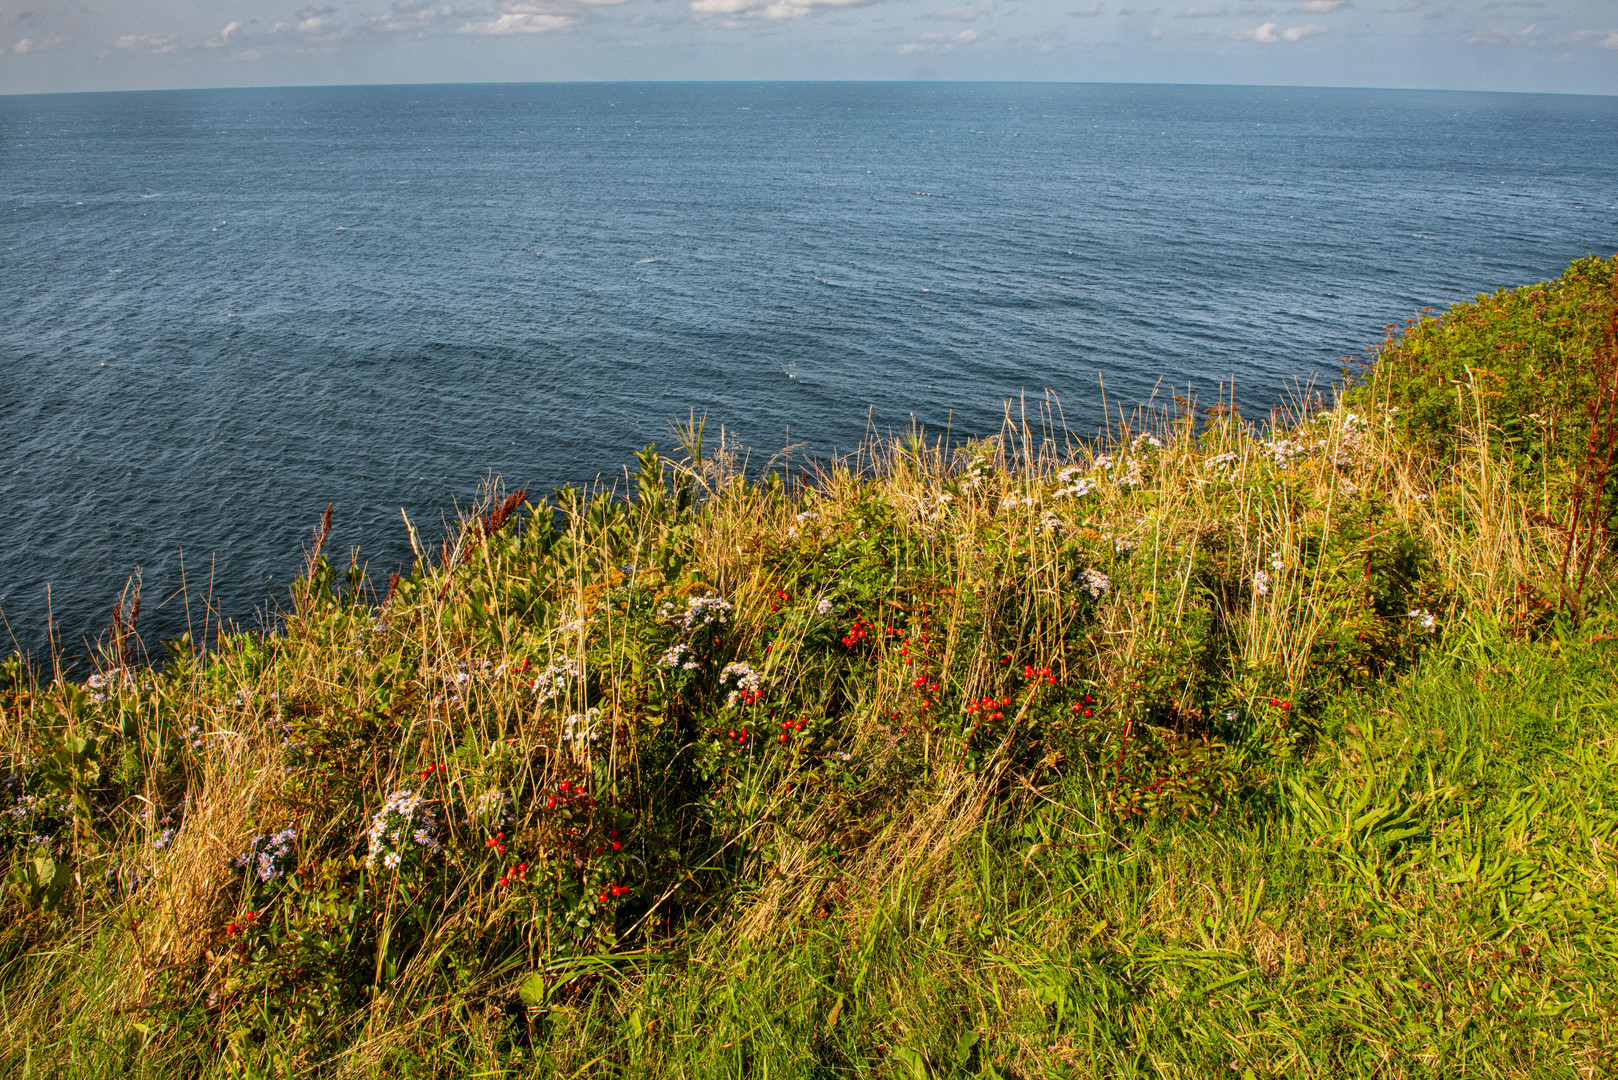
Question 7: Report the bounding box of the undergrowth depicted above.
[1,255,1614,1078]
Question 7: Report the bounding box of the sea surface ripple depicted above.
[2,82,1615,659]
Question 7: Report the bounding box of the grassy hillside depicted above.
[1,255,1614,1079]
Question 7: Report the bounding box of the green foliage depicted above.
[1356,253,1616,491]
[2,260,1615,1077]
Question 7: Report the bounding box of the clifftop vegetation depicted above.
[2,255,1616,1079]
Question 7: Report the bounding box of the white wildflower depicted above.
[366,789,438,870]
[563,707,602,745]
[1081,569,1111,598]
[1253,569,1270,596]
[664,595,732,633]
[528,657,579,702]
[720,662,764,708]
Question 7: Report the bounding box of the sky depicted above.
[0,0,1614,96]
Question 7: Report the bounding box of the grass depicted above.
[0,255,1615,1078]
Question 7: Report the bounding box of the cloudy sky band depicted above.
[2,0,1614,94]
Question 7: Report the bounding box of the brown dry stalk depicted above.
[1559,281,1618,613]
[108,574,141,669]
[306,502,334,576]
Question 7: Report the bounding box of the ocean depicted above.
[2,81,1615,662]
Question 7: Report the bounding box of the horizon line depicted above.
[5,77,1617,102]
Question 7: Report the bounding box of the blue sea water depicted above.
[2,81,1616,662]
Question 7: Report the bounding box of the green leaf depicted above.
[518,972,549,1008]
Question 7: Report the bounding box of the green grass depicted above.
[479,620,1615,1080]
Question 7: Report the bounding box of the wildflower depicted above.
[1268,551,1284,571]
[563,707,602,745]
[1114,537,1135,554]
[1253,569,1271,596]
[1081,569,1111,598]
[154,827,175,850]
[816,597,833,616]
[527,657,580,703]
[720,662,764,708]
[471,787,515,827]
[366,789,438,870]
[1408,608,1437,632]
[666,595,732,633]
[1261,439,1306,467]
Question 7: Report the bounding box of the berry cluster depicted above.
[543,778,593,811]
[1021,664,1056,685]
[840,617,873,648]
[224,909,257,937]
[964,696,1010,721]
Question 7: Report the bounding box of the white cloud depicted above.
[691,0,871,20]
[371,3,453,32]
[1296,0,1345,11]
[932,2,994,21]
[460,5,576,33]
[899,26,977,52]
[1467,24,1539,46]
[1568,28,1618,49]
[1231,19,1324,39]
[1178,5,1226,16]
[204,21,242,47]
[12,37,30,53]
[116,34,177,53]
